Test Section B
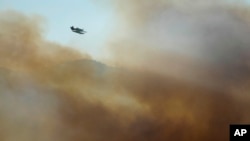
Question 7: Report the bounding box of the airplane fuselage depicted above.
[70,26,86,34]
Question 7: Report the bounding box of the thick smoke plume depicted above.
[1,0,250,141]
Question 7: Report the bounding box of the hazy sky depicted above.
[1,0,250,60]
[0,0,115,59]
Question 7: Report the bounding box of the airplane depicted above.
[70,26,86,34]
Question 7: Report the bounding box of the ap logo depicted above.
[234,129,247,136]
[230,124,250,141]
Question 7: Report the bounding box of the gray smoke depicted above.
[1,1,250,141]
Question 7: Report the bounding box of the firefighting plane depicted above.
[70,26,86,34]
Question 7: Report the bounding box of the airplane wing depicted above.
[72,30,85,34]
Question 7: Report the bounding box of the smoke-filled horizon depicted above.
[1,1,250,141]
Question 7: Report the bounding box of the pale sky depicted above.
[1,0,249,60]
[0,0,116,60]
